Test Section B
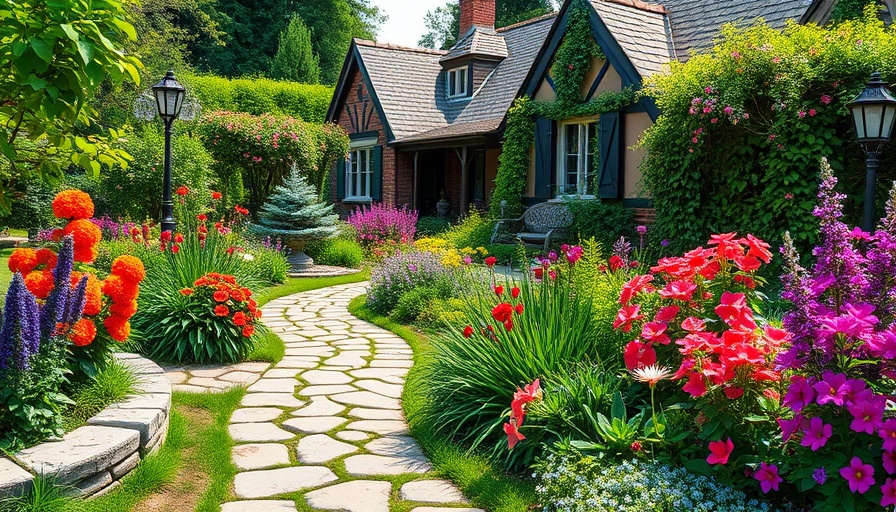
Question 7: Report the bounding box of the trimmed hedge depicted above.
[183,74,333,123]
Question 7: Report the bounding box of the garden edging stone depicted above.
[0,353,171,498]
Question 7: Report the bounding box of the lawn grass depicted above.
[255,268,370,307]
[348,295,538,512]
[0,247,15,307]
[64,360,138,431]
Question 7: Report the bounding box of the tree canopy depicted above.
[272,16,321,84]
[419,0,556,49]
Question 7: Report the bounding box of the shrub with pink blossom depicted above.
[347,203,417,257]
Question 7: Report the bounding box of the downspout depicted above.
[455,146,469,216]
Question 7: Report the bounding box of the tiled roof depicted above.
[396,119,503,143]
[591,0,673,78]
[663,0,817,61]
[440,27,508,63]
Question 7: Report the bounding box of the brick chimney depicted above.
[459,0,496,38]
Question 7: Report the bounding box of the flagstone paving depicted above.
[165,283,479,512]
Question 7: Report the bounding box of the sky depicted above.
[368,0,448,47]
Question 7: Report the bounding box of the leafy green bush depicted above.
[308,238,364,268]
[65,360,137,429]
[0,180,56,233]
[183,74,333,123]
[367,251,456,314]
[564,199,635,249]
[642,12,896,254]
[440,210,493,249]
[241,246,290,284]
[103,126,213,220]
[389,285,451,324]
[417,297,466,326]
[416,216,451,238]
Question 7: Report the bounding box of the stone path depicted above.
[166,283,480,512]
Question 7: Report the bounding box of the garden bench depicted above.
[490,201,573,251]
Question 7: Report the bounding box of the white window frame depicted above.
[446,65,469,100]
[345,140,375,202]
[556,120,598,197]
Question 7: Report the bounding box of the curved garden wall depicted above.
[0,353,171,498]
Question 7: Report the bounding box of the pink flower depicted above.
[814,371,849,406]
[847,395,886,434]
[801,417,832,451]
[707,438,734,465]
[881,419,896,452]
[783,376,814,412]
[682,371,707,397]
[840,456,875,494]
[808,109,817,117]
[884,450,896,474]
[641,322,671,345]
[754,462,782,493]
[724,106,734,115]
[623,340,656,371]
[881,479,896,507]
[778,415,804,443]
[704,86,713,94]
[821,94,833,105]
[503,420,525,449]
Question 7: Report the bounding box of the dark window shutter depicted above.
[597,111,622,199]
[534,116,554,199]
[336,156,346,200]
[371,145,383,202]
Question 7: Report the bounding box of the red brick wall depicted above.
[459,0,496,37]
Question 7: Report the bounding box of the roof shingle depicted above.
[591,0,673,78]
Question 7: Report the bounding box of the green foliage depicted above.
[831,0,880,21]
[0,474,83,512]
[0,180,56,232]
[564,199,634,248]
[367,251,457,314]
[425,271,600,470]
[441,209,494,249]
[0,0,141,211]
[416,216,452,237]
[246,331,285,364]
[103,126,213,220]
[64,360,137,429]
[307,238,364,268]
[271,16,321,84]
[241,245,290,285]
[389,285,447,324]
[641,13,896,255]
[248,168,339,242]
[183,74,333,122]
[198,111,348,210]
[551,0,603,107]
[490,98,535,216]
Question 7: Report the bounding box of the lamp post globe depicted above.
[152,71,186,235]
[847,71,896,233]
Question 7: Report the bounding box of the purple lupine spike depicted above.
[63,275,88,327]
[0,273,41,372]
[40,235,74,339]
[612,236,632,265]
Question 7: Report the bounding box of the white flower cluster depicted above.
[534,453,777,512]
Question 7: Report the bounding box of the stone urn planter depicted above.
[285,238,314,272]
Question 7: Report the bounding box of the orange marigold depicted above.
[102,275,139,303]
[111,255,146,283]
[229,288,245,302]
[24,271,54,299]
[241,324,255,338]
[64,219,102,263]
[103,315,131,342]
[52,189,95,220]
[81,274,103,316]
[213,290,229,302]
[109,299,138,319]
[214,305,230,317]
[232,311,248,326]
[70,318,97,347]
[180,288,194,296]
[34,248,57,271]
[8,248,38,274]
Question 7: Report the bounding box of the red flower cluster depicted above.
[491,290,524,331]
[503,379,542,449]
[615,233,783,398]
[180,273,260,338]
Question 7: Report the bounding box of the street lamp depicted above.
[152,71,186,234]
[847,71,896,233]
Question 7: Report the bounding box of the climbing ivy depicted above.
[489,0,637,216]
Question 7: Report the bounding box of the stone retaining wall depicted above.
[0,353,171,498]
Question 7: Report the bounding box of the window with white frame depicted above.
[446,66,469,99]
[346,146,373,200]
[558,121,597,196]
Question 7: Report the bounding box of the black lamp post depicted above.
[152,71,186,234]
[847,72,896,233]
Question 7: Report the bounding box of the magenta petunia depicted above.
[840,456,875,494]
[882,478,896,507]
[800,417,832,451]
[882,419,896,452]
[814,371,849,406]
[884,450,896,474]
[783,376,814,413]
[754,462,783,493]
[706,438,734,465]
[847,395,886,434]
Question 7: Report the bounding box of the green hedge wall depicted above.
[182,74,334,123]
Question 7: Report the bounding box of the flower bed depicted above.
[0,353,171,498]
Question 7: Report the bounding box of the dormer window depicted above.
[447,66,470,99]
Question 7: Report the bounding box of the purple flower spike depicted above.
[0,273,41,372]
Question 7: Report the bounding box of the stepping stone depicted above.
[400,480,468,503]
[282,416,347,434]
[187,377,234,389]
[301,370,354,385]
[275,358,318,369]
[219,371,261,385]
[323,355,367,368]
[314,334,354,342]
[350,368,409,380]
[285,347,333,357]
[299,385,357,396]
[296,434,359,463]
[336,431,369,441]
[365,436,425,458]
[247,379,297,393]
[305,480,391,512]
[375,354,413,360]
[166,371,188,384]
[188,367,229,378]
[231,408,284,424]
[233,466,338,499]
[354,379,404,398]
[228,423,294,442]
[232,444,291,470]
[264,369,303,379]
[344,454,432,476]
[330,391,401,410]
[221,500,297,512]
[348,408,404,421]
[409,509,484,512]
[229,362,273,373]
[241,393,304,408]
[346,420,408,435]
[370,359,413,368]
[291,396,346,417]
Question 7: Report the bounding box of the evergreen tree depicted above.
[249,168,338,270]
[272,16,321,84]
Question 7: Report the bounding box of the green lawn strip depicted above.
[64,360,139,432]
[347,296,537,512]
[0,249,13,307]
